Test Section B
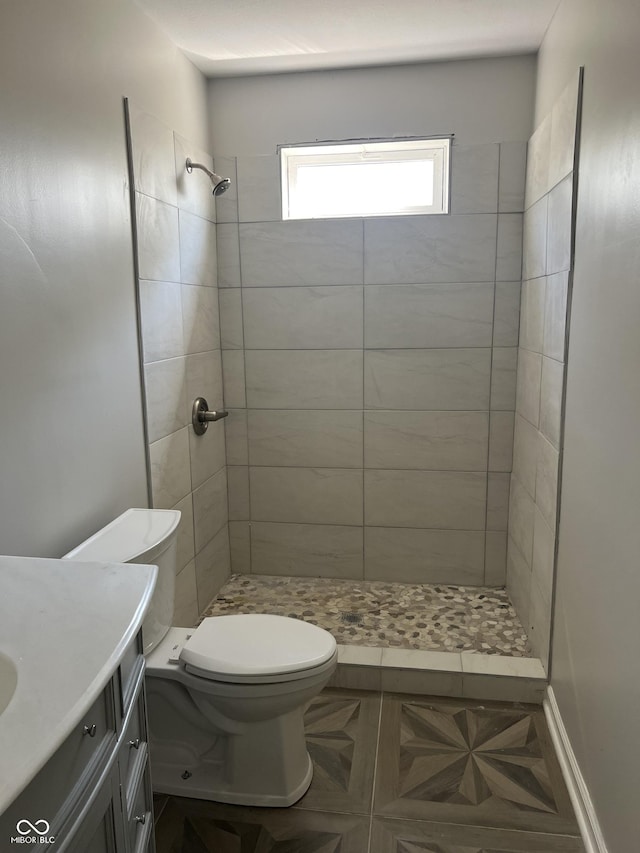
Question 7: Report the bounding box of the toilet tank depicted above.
[63,508,181,654]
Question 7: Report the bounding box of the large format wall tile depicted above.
[525,113,551,209]
[488,411,514,472]
[186,350,224,411]
[536,434,559,528]
[239,220,364,286]
[540,357,564,448]
[508,475,535,564]
[144,357,188,443]
[251,522,364,578]
[364,283,494,349]
[173,560,198,627]
[214,156,238,223]
[519,278,546,353]
[221,350,246,408]
[515,348,542,426]
[495,213,523,281]
[248,410,363,468]
[486,473,510,531]
[149,427,191,509]
[364,527,485,584]
[364,214,497,284]
[139,280,184,362]
[136,194,180,282]
[493,281,521,347]
[364,349,491,411]
[218,289,244,349]
[498,141,527,213]
[188,420,226,490]
[179,210,217,286]
[192,467,228,552]
[364,470,486,530]
[489,347,518,410]
[182,284,220,354]
[246,350,363,409]
[506,74,580,670]
[243,285,363,349]
[548,72,580,190]
[129,105,177,207]
[216,224,241,287]
[507,535,532,627]
[172,494,195,573]
[174,134,216,222]
[512,413,539,498]
[546,176,573,275]
[224,409,248,465]
[213,133,530,585]
[195,524,231,612]
[364,411,488,471]
[250,466,363,525]
[522,196,548,280]
[543,271,569,361]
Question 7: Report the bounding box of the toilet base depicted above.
[151,752,314,807]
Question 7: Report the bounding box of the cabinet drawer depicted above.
[126,773,152,853]
[119,698,147,815]
[0,683,116,838]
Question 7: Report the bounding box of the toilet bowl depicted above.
[63,509,337,806]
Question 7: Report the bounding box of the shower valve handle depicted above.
[192,397,228,435]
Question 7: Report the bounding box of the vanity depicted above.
[0,555,157,852]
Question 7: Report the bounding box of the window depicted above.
[280,137,450,221]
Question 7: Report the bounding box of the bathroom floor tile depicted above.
[154,798,370,852]
[370,817,585,852]
[373,694,580,838]
[202,574,531,656]
[295,688,381,814]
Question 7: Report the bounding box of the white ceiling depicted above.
[136,0,560,77]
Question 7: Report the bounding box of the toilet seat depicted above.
[180,614,337,684]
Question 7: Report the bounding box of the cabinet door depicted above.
[62,768,123,853]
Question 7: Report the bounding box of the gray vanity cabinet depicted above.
[0,632,155,853]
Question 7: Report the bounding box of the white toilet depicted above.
[63,508,338,807]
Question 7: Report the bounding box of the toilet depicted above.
[63,508,337,807]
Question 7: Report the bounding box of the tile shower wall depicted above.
[507,72,581,667]
[216,142,528,586]
[129,104,230,626]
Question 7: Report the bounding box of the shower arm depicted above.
[185,158,215,179]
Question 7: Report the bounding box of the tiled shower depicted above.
[126,68,581,679]
[216,144,525,587]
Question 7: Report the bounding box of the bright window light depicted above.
[281,138,450,220]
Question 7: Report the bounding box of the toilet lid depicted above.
[180,614,337,678]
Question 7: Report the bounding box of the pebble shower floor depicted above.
[202,574,531,657]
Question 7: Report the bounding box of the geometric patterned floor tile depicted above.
[370,818,585,852]
[374,695,581,838]
[297,688,381,814]
[154,798,371,853]
[153,686,584,853]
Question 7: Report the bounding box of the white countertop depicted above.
[0,555,157,815]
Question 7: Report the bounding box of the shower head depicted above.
[185,158,231,197]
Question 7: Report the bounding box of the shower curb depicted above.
[328,644,547,703]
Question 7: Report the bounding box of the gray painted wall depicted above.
[537,1,640,849]
[208,56,536,155]
[0,0,208,558]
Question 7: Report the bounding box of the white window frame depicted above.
[280,137,451,221]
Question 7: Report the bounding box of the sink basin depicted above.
[0,653,17,715]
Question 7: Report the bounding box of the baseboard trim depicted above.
[544,686,609,853]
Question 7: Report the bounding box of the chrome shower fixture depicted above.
[185,157,231,197]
